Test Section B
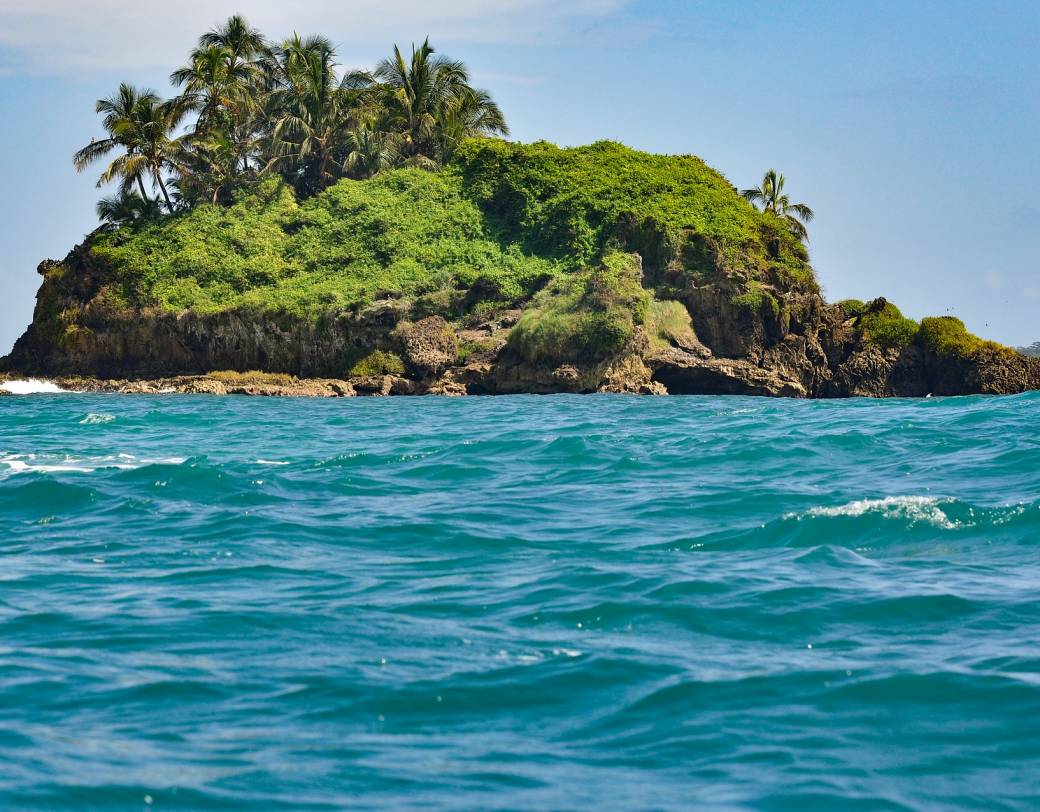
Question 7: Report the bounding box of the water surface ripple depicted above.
[1,393,1038,810]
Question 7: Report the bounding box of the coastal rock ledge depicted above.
[4,279,1036,398]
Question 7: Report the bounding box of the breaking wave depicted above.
[0,378,68,395]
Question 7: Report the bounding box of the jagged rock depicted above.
[393,316,458,377]
[349,375,418,396]
[350,375,395,396]
[648,348,807,397]
[5,231,1036,399]
[426,381,468,396]
[551,365,581,385]
[182,378,230,395]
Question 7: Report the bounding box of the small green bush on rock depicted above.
[508,251,649,365]
[350,350,405,377]
[916,316,1008,359]
[837,299,866,318]
[731,281,780,319]
[859,302,919,350]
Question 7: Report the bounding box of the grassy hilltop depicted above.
[81,139,812,316]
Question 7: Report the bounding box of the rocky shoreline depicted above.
[6,221,1039,400]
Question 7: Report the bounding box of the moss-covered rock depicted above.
[349,350,405,377]
[392,316,459,377]
[916,316,1008,360]
[857,301,919,350]
[506,251,648,366]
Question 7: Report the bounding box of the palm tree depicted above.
[741,169,814,241]
[172,130,248,205]
[373,38,507,167]
[96,190,162,230]
[172,16,271,174]
[75,25,512,215]
[171,45,255,128]
[264,35,370,194]
[436,87,508,163]
[73,83,158,203]
[198,14,269,63]
[131,98,184,212]
[342,122,395,179]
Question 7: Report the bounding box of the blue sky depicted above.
[1,0,1038,354]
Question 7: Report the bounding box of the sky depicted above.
[1,0,1038,354]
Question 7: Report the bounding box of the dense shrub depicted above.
[85,140,819,323]
[349,350,405,376]
[91,172,561,319]
[837,299,866,318]
[859,302,919,350]
[731,281,780,319]
[916,317,1009,359]
[454,139,817,289]
[507,251,649,365]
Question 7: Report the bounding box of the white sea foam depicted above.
[1,379,67,395]
[79,413,116,425]
[790,496,959,529]
[0,453,187,477]
[255,459,291,466]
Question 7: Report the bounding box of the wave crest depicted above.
[0,452,187,476]
[1,379,67,395]
[790,496,959,529]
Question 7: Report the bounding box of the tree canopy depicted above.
[74,17,509,218]
[741,169,814,241]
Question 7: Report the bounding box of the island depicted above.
[3,18,1036,398]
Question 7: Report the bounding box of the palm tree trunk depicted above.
[136,175,151,202]
[155,170,174,213]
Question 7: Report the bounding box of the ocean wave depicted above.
[0,379,68,395]
[79,412,116,425]
[0,452,187,477]
[788,495,960,529]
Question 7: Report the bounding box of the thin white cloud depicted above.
[0,0,627,74]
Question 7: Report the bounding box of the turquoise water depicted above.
[1,392,1038,810]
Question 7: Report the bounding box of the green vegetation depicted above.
[916,317,1008,360]
[58,14,825,364]
[74,16,507,223]
[842,303,1013,358]
[646,299,698,350]
[837,299,866,318]
[350,350,405,376]
[90,171,560,316]
[456,139,815,289]
[858,302,919,350]
[741,170,815,242]
[208,370,297,386]
[507,252,649,365]
[731,281,780,319]
[80,136,819,321]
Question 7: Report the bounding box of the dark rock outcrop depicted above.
[4,240,1038,398]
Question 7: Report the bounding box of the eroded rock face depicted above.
[392,316,459,378]
[648,348,807,398]
[4,241,1037,399]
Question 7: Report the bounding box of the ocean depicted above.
[1,390,1038,810]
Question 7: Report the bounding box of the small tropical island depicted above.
[3,16,1037,397]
